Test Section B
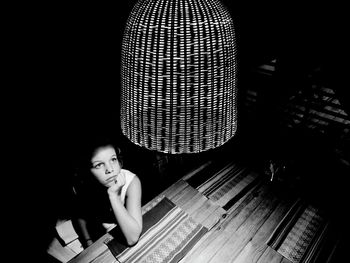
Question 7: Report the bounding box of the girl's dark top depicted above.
[73,177,116,240]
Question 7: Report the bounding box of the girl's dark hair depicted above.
[73,135,124,196]
[71,135,125,224]
[76,135,123,174]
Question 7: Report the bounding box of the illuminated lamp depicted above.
[120,0,238,153]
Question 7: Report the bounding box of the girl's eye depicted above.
[111,157,118,162]
[94,163,104,169]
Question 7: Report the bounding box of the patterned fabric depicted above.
[277,205,325,263]
[186,162,260,210]
[267,200,327,263]
[106,197,208,263]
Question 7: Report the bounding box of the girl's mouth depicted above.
[106,176,117,183]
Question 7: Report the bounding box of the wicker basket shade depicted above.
[120,0,238,153]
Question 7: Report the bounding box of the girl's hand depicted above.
[107,172,126,199]
[86,239,93,247]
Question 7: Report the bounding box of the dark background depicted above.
[24,0,347,134]
[12,1,348,260]
[22,0,348,146]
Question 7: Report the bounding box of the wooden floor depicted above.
[69,158,343,263]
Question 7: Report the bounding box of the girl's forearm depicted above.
[109,197,142,246]
[75,218,93,247]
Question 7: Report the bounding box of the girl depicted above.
[73,136,142,248]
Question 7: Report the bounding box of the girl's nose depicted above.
[105,164,114,174]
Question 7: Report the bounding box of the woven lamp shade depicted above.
[120,0,238,154]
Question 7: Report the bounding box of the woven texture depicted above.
[267,199,328,263]
[106,197,208,263]
[186,162,261,210]
[120,0,238,153]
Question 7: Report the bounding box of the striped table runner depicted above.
[186,161,261,210]
[267,199,328,263]
[106,197,208,263]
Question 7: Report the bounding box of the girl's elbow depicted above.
[127,234,140,246]
[127,228,142,246]
[127,238,137,246]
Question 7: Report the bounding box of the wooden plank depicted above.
[232,196,296,262]
[47,237,78,263]
[197,163,239,193]
[225,177,265,214]
[167,181,226,230]
[141,179,188,213]
[159,179,189,200]
[177,188,208,213]
[90,248,116,263]
[180,182,273,263]
[182,161,214,181]
[185,159,236,189]
[220,182,270,231]
[191,199,226,230]
[208,186,281,263]
[214,172,257,207]
[170,184,198,208]
[173,186,217,218]
[256,247,284,263]
[68,233,113,263]
[280,257,293,263]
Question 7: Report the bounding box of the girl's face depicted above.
[90,145,121,187]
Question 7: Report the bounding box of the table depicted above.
[68,162,227,263]
[68,160,300,263]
